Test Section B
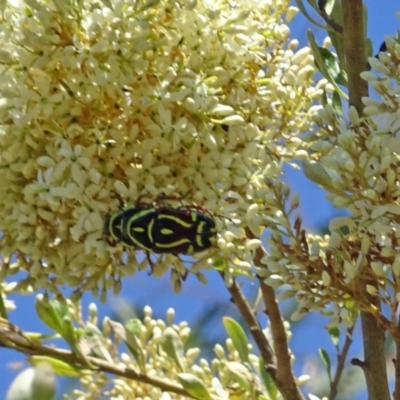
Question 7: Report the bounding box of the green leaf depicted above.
[365,38,373,59]
[259,357,278,399]
[294,0,327,29]
[0,288,8,319]
[109,319,146,372]
[318,47,347,86]
[161,327,184,372]
[225,361,253,391]
[61,316,78,348]
[303,161,333,189]
[61,316,89,366]
[35,294,65,335]
[329,326,340,348]
[29,356,80,377]
[178,373,212,400]
[320,0,337,16]
[332,90,342,117]
[307,30,348,100]
[222,317,249,363]
[319,348,332,381]
[327,1,345,67]
[213,257,227,270]
[81,322,112,363]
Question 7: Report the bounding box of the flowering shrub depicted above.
[0,0,319,299]
[8,0,399,399]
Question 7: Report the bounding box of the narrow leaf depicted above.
[259,357,278,399]
[29,356,80,377]
[61,316,78,350]
[109,319,146,371]
[222,317,249,363]
[331,90,342,117]
[124,319,146,370]
[0,288,8,319]
[294,0,327,29]
[178,373,212,400]
[319,348,332,380]
[225,361,253,390]
[307,30,348,99]
[161,327,185,371]
[320,0,337,16]
[329,326,340,348]
[303,161,333,189]
[327,1,345,67]
[81,322,112,363]
[35,294,64,335]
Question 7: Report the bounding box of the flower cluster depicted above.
[67,303,287,400]
[262,33,400,328]
[0,0,320,297]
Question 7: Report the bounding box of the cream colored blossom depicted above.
[0,0,320,298]
[256,31,400,328]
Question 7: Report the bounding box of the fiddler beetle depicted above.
[104,192,218,273]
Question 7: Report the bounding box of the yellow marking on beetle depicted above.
[155,238,190,248]
[132,226,145,232]
[196,221,206,246]
[130,236,152,251]
[147,218,155,243]
[125,225,152,250]
[160,228,174,235]
[158,213,192,228]
[197,221,205,233]
[191,211,197,222]
[108,216,124,240]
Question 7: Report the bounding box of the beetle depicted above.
[105,206,157,251]
[104,193,218,272]
[150,206,217,254]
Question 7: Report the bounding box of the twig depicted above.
[0,318,194,399]
[393,310,400,400]
[341,0,368,113]
[245,228,304,400]
[317,0,343,33]
[341,1,390,399]
[220,273,277,379]
[329,324,355,400]
[359,304,390,400]
[258,278,304,400]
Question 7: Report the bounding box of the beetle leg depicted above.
[110,190,126,209]
[146,251,155,275]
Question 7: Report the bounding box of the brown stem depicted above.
[341,1,390,398]
[258,278,303,400]
[0,319,194,398]
[220,273,277,378]
[244,226,304,400]
[360,302,390,400]
[329,325,355,400]
[393,313,400,400]
[341,0,368,113]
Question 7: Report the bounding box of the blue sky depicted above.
[2,2,400,399]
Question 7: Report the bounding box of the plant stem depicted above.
[243,225,304,400]
[341,0,368,112]
[329,325,355,400]
[220,273,277,377]
[342,1,390,399]
[0,318,194,399]
[394,312,400,400]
